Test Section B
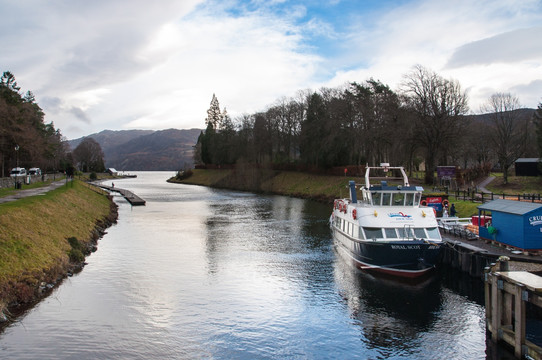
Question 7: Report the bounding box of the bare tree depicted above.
[401,65,469,184]
[482,93,526,184]
[73,137,105,172]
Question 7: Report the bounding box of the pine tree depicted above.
[535,101,542,157]
[205,94,223,130]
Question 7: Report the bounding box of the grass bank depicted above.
[0,180,117,317]
[170,168,357,203]
[170,168,517,218]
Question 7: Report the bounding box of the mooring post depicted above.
[490,265,501,342]
[484,267,491,324]
[514,283,526,358]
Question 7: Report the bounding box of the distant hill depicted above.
[68,128,202,171]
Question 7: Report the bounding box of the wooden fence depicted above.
[451,189,542,203]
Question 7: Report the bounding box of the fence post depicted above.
[491,192,494,201]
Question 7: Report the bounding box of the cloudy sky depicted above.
[1,0,541,139]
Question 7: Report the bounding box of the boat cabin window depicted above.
[381,193,391,206]
[384,228,398,238]
[371,192,381,206]
[414,193,421,206]
[363,227,382,240]
[398,227,410,238]
[405,193,414,206]
[426,227,441,240]
[393,193,405,206]
[413,228,426,239]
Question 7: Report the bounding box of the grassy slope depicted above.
[177,169,360,201]
[0,181,112,306]
[175,169,542,218]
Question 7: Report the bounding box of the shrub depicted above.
[89,172,97,181]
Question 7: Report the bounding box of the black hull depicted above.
[333,230,442,278]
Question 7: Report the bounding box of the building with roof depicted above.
[514,158,541,176]
[477,199,542,251]
[106,168,118,176]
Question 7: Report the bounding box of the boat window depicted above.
[405,193,414,206]
[414,193,421,206]
[426,227,442,240]
[393,193,405,206]
[371,192,381,206]
[358,227,365,239]
[381,193,391,206]
[413,228,426,238]
[363,227,382,240]
[384,228,398,238]
[398,227,411,239]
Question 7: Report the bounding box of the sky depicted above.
[1,0,541,140]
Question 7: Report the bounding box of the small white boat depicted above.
[331,164,443,278]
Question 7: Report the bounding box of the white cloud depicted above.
[323,0,542,111]
[1,0,541,139]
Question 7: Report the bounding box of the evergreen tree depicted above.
[535,100,542,157]
[205,94,223,130]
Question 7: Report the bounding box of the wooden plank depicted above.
[95,184,146,206]
[491,273,501,342]
[515,284,526,359]
[498,271,542,292]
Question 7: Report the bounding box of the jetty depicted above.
[97,184,146,206]
[485,259,542,359]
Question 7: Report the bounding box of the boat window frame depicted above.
[363,227,383,240]
[426,227,442,240]
[384,228,398,238]
[392,192,405,206]
[414,192,422,206]
[405,193,414,206]
[371,192,381,206]
[381,193,391,206]
[413,228,426,239]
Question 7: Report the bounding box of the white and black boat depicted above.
[331,164,442,278]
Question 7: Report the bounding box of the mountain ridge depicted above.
[68,128,202,171]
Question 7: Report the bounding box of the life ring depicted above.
[442,199,449,208]
[421,200,427,206]
[352,209,357,220]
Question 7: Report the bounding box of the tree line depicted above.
[0,71,105,177]
[196,65,541,185]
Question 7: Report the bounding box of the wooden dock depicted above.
[97,184,146,206]
[485,259,542,359]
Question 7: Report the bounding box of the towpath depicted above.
[0,180,68,204]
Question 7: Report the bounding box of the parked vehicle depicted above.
[10,167,26,177]
[28,168,42,175]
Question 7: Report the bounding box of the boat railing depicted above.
[437,217,471,230]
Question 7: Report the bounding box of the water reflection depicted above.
[334,253,487,359]
[0,172,502,359]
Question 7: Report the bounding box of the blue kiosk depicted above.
[478,199,542,251]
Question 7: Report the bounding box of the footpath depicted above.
[0,180,69,204]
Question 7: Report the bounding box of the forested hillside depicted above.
[0,72,66,177]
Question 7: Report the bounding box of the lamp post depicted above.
[14,145,19,168]
[14,145,19,189]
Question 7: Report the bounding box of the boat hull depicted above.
[333,228,442,278]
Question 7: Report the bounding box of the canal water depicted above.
[0,172,502,359]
